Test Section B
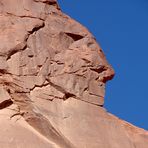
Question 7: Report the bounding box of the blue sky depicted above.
[58,0,148,130]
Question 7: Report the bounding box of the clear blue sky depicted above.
[58,0,148,130]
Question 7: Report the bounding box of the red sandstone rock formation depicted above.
[0,0,147,148]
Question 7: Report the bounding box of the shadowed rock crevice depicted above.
[34,0,60,10]
[5,12,45,21]
[0,99,13,110]
[6,42,27,60]
[28,22,45,34]
[65,32,84,41]
[34,0,57,5]
[6,21,45,61]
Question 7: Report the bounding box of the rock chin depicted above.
[0,0,147,148]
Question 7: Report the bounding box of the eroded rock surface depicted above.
[0,0,147,148]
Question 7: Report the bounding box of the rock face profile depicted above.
[0,0,147,148]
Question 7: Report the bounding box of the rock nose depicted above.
[99,66,115,83]
[95,47,115,83]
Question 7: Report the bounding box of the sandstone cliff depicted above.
[0,0,147,148]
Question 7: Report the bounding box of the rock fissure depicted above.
[0,99,13,110]
[6,42,27,60]
[65,32,84,41]
[30,82,50,92]
[8,92,76,148]
[6,20,45,61]
[34,0,58,6]
[5,12,45,21]
[28,21,45,34]
[44,78,104,106]
[33,0,60,10]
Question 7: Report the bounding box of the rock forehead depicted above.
[0,1,147,148]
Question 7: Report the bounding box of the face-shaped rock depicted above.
[1,2,148,148]
[0,1,117,148]
[0,0,114,107]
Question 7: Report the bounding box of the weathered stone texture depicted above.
[0,0,147,148]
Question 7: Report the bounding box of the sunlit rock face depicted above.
[0,1,147,148]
